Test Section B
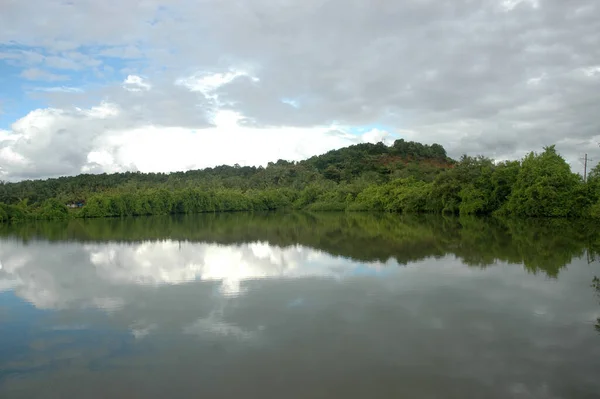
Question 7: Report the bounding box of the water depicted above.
[0,212,599,398]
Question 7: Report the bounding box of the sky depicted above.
[0,0,599,181]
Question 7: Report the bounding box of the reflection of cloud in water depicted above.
[0,276,20,292]
[130,322,157,340]
[92,297,125,312]
[0,240,387,310]
[1,237,600,398]
[0,253,28,293]
[183,315,257,341]
[87,241,384,294]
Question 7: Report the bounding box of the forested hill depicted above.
[0,139,453,205]
[2,140,599,221]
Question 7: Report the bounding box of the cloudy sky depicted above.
[0,0,599,181]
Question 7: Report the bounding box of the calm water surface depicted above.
[1,213,599,398]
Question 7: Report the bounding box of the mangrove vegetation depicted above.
[0,139,598,221]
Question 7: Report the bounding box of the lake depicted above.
[1,212,599,398]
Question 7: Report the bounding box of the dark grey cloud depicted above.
[95,77,214,129]
[193,0,600,157]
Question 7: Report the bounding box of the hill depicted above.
[1,141,598,221]
[0,139,453,205]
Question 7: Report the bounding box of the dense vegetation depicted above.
[0,139,598,221]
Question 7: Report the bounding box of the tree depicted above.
[489,160,520,211]
[503,146,582,217]
[323,165,342,183]
[38,198,69,220]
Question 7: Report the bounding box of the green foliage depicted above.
[458,185,489,215]
[428,172,462,214]
[503,146,582,217]
[489,161,520,210]
[390,139,448,160]
[0,200,30,222]
[426,155,495,215]
[0,140,453,207]
[585,163,600,218]
[390,179,432,213]
[0,141,597,221]
[38,198,70,220]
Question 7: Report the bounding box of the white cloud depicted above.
[123,75,151,92]
[0,104,122,180]
[176,69,259,103]
[501,0,540,11]
[0,146,29,168]
[20,68,69,82]
[33,86,84,93]
[0,95,368,180]
[82,114,363,174]
[581,66,600,77]
[360,128,395,146]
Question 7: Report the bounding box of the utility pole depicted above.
[584,153,588,183]
[580,153,593,183]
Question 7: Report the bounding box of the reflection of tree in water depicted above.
[1,212,600,278]
[592,277,600,333]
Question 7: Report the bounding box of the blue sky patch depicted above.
[347,124,395,135]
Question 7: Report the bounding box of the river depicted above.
[1,212,599,398]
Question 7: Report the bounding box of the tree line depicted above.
[1,141,599,222]
[0,139,451,205]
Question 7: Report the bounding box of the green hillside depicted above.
[0,139,453,205]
